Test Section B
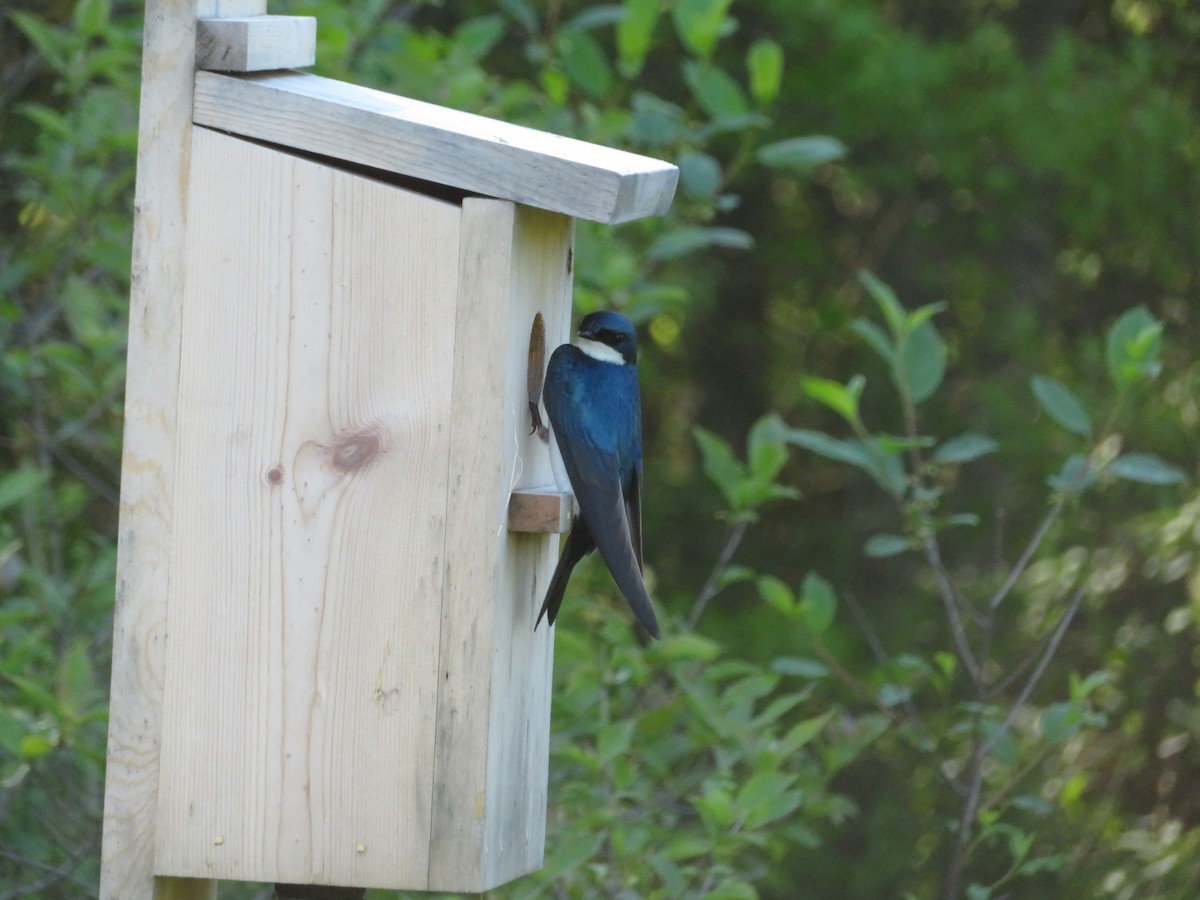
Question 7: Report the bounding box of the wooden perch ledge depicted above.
[509,488,575,534]
[192,70,679,224]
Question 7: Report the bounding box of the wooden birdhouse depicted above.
[100,3,677,898]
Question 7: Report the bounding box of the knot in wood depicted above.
[330,427,383,473]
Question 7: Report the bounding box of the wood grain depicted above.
[197,16,317,72]
[154,127,460,889]
[192,70,679,224]
[508,488,574,534]
[101,1,213,898]
[196,0,267,15]
[426,200,567,890]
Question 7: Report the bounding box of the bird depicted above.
[536,310,661,639]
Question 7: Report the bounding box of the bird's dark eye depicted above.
[599,328,619,344]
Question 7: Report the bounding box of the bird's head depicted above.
[576,310,638,366]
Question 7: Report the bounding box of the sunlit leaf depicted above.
[757,135,846,170]
[801,375,862,423]
[617,0,660,77]
[672,0,733,59]
[1105,305,1163,389]
[747,38,784,104]
[756,575,795,617]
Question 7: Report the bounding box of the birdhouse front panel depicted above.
[153,126,560,890]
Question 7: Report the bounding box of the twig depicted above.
[986,496,1065,613]
[982,584,1085,757]
[943,583,1086,898]
[922,534,982,683]
[686,519,749,629]
[843,588,941,755]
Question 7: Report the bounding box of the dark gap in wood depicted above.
[193,124,482,207]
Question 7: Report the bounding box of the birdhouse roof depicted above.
[194,71,679,224]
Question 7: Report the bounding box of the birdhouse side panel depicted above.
[481,206,572,888]
[156,127,460,889]
[425,201,567,891]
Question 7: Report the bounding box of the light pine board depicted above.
[192,70,679,224]
[426,202,565,890]
[197,0,266,15]
[101,1,214,898]
[196,16,317,72]
[155,127,460,888]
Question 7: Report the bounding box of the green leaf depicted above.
[694,427,745,503]
[734,771,796,820]
[695,783,735,829]
[756,575,795,617]
[757,135,846,170]
[495,0,538,31]
[74,0,112,35]
[902,320,946,403]
[933,433,999,464]
[0,467,48,513]
[1031,376,1093,437]
[743,786,803,829]
[540,831,605,879]
[56,639,95,720]
[20,733,54,760]
[787,429,874,468]
[658,633,722,662]
[907,301,948,332]
[797,572,837,634]
[558,29,613,100]
[801,375,862,424]
[771,656,829,679]
[596,720,636,763]
[617,0,660,77]
[747,413,790,480]
[648,226,753,260]
[678,150,723,197]
[1040,701,1083,744]
[672,0,733,59]
[851,318,896,364]
[1105,305,1163,388]
[451,15,506,61]
[858,270,905,339]
[1048,453,1096,493]
[864,534,910,557]
[746,39,784,104]
[682,60,749,118]
[10,13,68,72]
[703,880,758,900]
[780,711,834,754]
[1107,452,1186,485]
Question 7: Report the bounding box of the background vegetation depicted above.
[2,0,1198,897]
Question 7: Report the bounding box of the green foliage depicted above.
[3,1,1199,898]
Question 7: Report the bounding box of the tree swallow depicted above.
[536,311,661,639]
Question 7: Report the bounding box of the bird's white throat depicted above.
[576,336,625,365]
